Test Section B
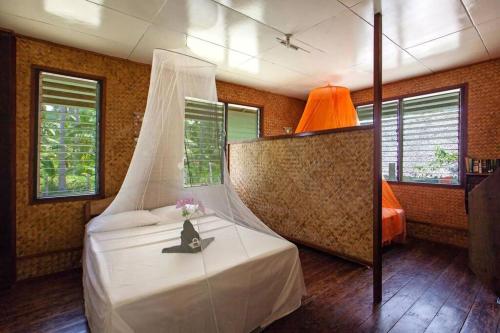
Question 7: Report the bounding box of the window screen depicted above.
[356,100,399,181]
[402,89,460,185]
[227,103,259,142]
[36,71,101,199]
[184,98,224,187]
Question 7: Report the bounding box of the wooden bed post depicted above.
[373,9,383,304]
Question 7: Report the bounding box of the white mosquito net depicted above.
[83,49,305,333]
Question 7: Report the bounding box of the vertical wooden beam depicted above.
[0,29,16,288]
[373,11,383,304]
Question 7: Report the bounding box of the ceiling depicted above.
[1,0,499,100]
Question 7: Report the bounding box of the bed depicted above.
[83,209,306,333]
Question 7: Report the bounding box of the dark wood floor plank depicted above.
[459,284,500,333]
[388,251,469,333]
[354,241,458,333]
[424,264,481,333]
[0,239,496,333]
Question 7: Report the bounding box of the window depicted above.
[356,87,463,185]
[357,101,399,181]
[183,99,261,187]
[184,98,224,187]
[35,70,102,200]
[226,103,260,142]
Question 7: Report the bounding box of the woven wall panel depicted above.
[351,58,500,232]
[17,249,82,280]
[15,37,151,278]
[229,129,374,264]
[15,37,308,279]
[407,221,468,248]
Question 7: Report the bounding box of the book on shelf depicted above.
[465,157,500,174]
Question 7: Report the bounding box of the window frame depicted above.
[184,97,225,188]
[355,84,468,188]
[220,100,262,145]
[30,66,106,204]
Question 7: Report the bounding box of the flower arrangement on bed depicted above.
[161,198,215,253]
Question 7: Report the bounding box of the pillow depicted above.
[87,210,161,233]
[150,205,215,223]
[150,205,184,222]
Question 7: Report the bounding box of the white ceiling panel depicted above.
[178,36,254,71]
[350,38,432,84]
[153,0,279,56]
[230,57,310,85]
[352,0,472,48]
[0,12,132,58]
[477,17,500,57]
[128,25,187,64]
[295,8,374,69]
[212,0,346,34]
[462,0,500,25]
[0,0,149,48]
[216,69,276,92]
[258,40,333,77]
[86,0,166,22]
[406,27,489,72]
[338,0,364,8]
[322,66,373,91]
[0,0,496,100]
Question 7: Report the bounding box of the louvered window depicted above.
[402,89,461,185]
[356,87,463,185]
[227,103,260,142]
[184,98,224,187]
[356,101,399,181]
[35,70,102,199]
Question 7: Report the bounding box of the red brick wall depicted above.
[351,58,500,231]
[216,81,305,136]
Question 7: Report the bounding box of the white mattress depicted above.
[83,215,306,332]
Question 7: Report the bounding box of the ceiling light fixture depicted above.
[276,34,310,53]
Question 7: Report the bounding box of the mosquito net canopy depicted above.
[102,50,274,234]
[83,50,305,332]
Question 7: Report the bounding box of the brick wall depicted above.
[351,59,500,237]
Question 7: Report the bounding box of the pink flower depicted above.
[176,198,194,208]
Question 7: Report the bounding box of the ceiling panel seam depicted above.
[1,10,134,49]
[459,0,491,57]
[127,0,170,59]
[84,0,154,23]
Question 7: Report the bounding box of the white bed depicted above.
[83,213,306,333]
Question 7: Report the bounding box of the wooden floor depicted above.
[0,239,498,333]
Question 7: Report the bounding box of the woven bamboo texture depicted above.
[15,36,309,279]
[229,129,374,264]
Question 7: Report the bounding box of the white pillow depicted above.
[150,205,184,222]
[150,205,215,223]
[87,210,161,233]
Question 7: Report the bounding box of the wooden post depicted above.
[373,11,383,304]
[0,29,16,288]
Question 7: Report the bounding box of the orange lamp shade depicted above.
[295,86,359,133]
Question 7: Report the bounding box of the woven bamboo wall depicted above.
[15,37,151,279]
[229,129,374,264]
[15,36,307,279]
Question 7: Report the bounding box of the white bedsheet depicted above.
[83,215,306,332]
